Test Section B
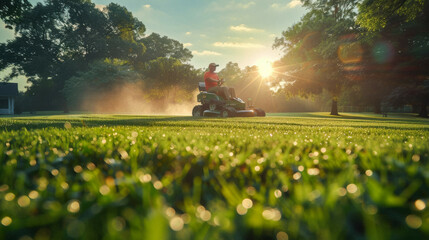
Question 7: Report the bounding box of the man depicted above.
[204,63,231,100]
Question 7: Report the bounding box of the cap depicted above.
[209,63,219,67]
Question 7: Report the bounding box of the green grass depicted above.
[0,113,428,239]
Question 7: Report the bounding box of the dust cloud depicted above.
[79,82,200,115]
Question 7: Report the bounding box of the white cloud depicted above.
[144,4,151,9]
[287,0,302,8]
[95,4,106,11]
[271,0,302,10]
[183,43,192,47]
[238,1,256,9]
[186,32,192,35]
[209,1,256,11]
[230,24,263,32]
[200,34,207,38]
[192,50,222,56]
[213,42,265,48]
[269,34,276,38]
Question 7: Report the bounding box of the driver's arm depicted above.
[205,77,219,82]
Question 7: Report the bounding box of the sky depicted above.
[0,0,307,91]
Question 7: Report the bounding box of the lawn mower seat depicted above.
[198,82,206,92]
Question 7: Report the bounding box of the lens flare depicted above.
[372,42,393,63]
[338,42,363,64]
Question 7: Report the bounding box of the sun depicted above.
[256,60,273,78]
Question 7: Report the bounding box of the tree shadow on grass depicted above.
[1,113,428,131]
[303,112,429,125]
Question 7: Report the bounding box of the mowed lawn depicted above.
[0,113,428,240]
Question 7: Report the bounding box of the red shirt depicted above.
[204,71,219,90]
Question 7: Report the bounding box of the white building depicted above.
[0,83,18,115]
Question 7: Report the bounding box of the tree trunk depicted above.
[330,97,339,115]
[419,100,428,118]
[63,102,69,113]
[373,101,381,114]
[412,104,419,113]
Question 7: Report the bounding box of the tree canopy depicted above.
[0,0,199,112]
[273,0,360,115]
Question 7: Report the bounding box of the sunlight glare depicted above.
[256,60,273,78]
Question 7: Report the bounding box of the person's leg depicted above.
[221,87,231,100]
[208,86,220,94]
[208,86,227,99]
[229,88,236,98]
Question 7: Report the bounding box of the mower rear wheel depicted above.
[192,105,203,117]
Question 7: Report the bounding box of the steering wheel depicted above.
[218,79,225,86]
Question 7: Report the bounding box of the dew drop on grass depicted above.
[51,169,59,176]
[236,204,247,215]
[200,210,211,221]
[293,172,301,180]
[307,168,320,176]
[169,216,184,231]
[406,215,422,229]
[111,217,125,232]
[246,186,256,196]
[86,162,96,170]
[17,195,30,207]
[73,165,83,173]
[28,190,39,199]
[1,216,12,226]
[337,188,347,196]
[346,184,358,194]
[153,181,163,190]
[276,231,288,240]
[365,170,373,176]
[61,182,69,190]
[262,208,281,221]
[64,122,72,129]
[415,200,426,211]
[165,207,176,217]
[242,198,253,209]
[99,185,110,195]
[412,154,420,162]
[0,184,9,192]
[274,189,282,198]
[67,200,80,213]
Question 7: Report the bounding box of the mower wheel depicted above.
[221,107,236,118]
[254,108,266,117]
[192,105,203,117]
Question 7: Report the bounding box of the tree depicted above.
[138,33,193,63]
[273,0,360,115]
[218,62,242,85]
[387,80,429,117]
[142,57,202,106]
[63,60,142,110]
[357,0,425,32]
[0,0,31,28]
[0,0,146,112]
[357,0,429,117]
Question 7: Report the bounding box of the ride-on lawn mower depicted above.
[192,81,266,117]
